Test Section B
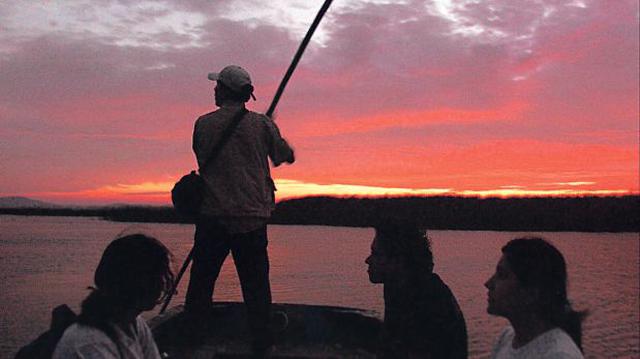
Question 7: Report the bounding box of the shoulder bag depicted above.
[171,108,247,217]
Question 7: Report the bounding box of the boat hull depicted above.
[150,302,381,358]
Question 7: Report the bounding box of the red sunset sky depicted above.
[0,0,638,205]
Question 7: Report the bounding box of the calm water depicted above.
[0,215,638,358]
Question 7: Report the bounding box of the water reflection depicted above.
[0,216,638,358]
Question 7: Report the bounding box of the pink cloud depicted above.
[1,0,637,201]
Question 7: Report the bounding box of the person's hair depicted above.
[502,237,587,350]
[217,81,254,102]
[374,219,434,275]
[77,234,174,349]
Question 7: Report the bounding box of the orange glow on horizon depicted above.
[19,178,637,206]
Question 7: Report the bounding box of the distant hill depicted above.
[1,195,638,232]
[270,195,640,232]
[0,196,60,208]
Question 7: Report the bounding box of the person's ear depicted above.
[520,286,540,308]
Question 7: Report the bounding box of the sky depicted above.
[0,0,638,205]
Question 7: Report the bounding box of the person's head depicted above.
[365,220,433,284]
[484,237,585,349]
[89,233,174,313]
[208,65,255,105]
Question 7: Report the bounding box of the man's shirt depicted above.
[193,104,293,224]
[381,273,468,359]
[53,316,160,359]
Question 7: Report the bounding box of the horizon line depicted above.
[1,192,638,209]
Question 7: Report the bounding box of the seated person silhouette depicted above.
[366,220,468,359]
[485,237,586,359]
[53,234,174,359]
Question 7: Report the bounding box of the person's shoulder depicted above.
[489,326,516,359]
[428,273,449,289]
[60,323,111,342]
[432,272,458,286]
[246,110,271,123]
[196,110,219,123]
[135,315,149,325]
[53,323,117,358]
[424,273,458,301]
[497,326,516,345]
[489,326,514,358]
[134,315,153,334]
[247,111,283,136]
[540,328,584,359]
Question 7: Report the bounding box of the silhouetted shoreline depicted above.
[0,196,638,232]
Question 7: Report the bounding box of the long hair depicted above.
[77,234,174,349]
[374,219,434,276]
[502,237,587,350]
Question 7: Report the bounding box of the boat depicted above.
[16,301,381,358]
[150,302,381,358]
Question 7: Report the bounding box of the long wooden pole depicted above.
[160,0,334,314]
[160,248,193,314]
[265,0,334,118]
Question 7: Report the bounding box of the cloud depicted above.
[293,102,528,137]
[0,1,209,51]
[0,11,300,194]
[539,181,596,186]
[457,188,630,197]
[1,0,638,200]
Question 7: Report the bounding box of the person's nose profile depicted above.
[484,276,493,289]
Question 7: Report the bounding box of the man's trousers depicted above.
[185,217,273,350]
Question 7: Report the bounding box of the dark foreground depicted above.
[16,302,381,358]
[150,302,381,358]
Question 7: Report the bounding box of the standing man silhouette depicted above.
[185,65,294,356]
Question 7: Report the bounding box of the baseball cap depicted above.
[208,65,256,100]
